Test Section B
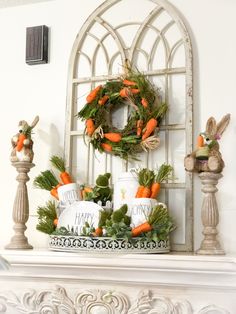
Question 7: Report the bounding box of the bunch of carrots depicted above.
[135,164,173,199]
[33,155,73,200]
[131,204,174,237]
[50,155,73,185]
[33,170,62,200]
[88,204,174,239]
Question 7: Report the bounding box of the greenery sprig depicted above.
[36,200,57,234]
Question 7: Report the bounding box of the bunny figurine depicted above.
[184,114,230,173]
[10,116,39,163]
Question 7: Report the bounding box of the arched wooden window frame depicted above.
[64,0,193,252]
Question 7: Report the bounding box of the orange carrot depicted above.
[137,120,143,136]
[94,227,103,237]
[104,133,122,143]
[81,186,93,199]
[50,188,59,200]
[132,221,153,237]
[141,98,148,108]
[141,186,151,198]
[86,85,102,103]
[142,118,158,140]
[197,134,204,148]
[130,88,140,94]
[150,182,161,199]
[84,186,93,193]
[119,87,129,98]
[50,182,63,200]
[16,133,27,152]
[101,143,113,152]
[123,79,136,86]
[98,95,109,106]
[53,218,58,226]
[60,172,72,184]
[135,185,145,198]
[86,118,95,136]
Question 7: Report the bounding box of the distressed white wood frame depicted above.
[65,0,193,252]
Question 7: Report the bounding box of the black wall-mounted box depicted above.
[26,25,49,65]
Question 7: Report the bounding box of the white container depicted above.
[57,183,80,204]
[129,198,161,227]
[113,171,139,210]
[57,201,102,235]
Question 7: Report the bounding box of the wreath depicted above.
[77,68,167,160]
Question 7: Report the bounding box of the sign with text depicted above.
[58,201,101,235]
[128,198,162,227]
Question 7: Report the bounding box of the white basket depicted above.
[48,235,170,254]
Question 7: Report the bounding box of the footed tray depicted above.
[48,235,170,254]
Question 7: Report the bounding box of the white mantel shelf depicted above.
[0,249,236,288]
[0,249,236,313]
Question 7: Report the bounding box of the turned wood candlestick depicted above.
[196,172,225,255]
[5,162,34,250]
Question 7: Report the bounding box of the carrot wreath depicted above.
[77,68,168,160]
[131,204,174,237]
[50,155,73,185]
[33,170,62,200]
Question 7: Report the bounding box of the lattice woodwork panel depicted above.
[65,0,193,251]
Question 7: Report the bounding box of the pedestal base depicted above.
[196,245,225,255]
[196,249,225,255]
[5,238,33,250]
[195,172,225,256]
[6,162,34,250]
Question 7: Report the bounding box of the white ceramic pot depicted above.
[57,201,102,235]
[129,198,166,227]
[113,171,139,210]
[57,183,80,203]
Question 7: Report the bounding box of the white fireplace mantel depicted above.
[0,250,235,313]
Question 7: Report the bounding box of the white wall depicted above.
[0,0,235,253]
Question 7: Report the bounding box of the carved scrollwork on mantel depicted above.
[0,286,230,314]
[128,289,193,314]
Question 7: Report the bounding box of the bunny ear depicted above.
[205,117,217,137]
[216,113,230,137]
[30,116,39,129]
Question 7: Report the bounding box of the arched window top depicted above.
[65,0,193,252]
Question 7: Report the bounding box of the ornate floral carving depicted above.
[0,286,75,314]
[75,289,129,313]
[128,289,193,314]
[0,287,231,314]
[197,305,230,314]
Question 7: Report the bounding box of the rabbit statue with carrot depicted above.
[184,114,230,173]
[10,115,39,163]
